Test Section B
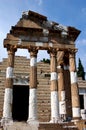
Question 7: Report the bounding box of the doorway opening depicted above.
[12,85,29,121]
[79,95,84,109]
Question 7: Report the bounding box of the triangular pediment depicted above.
[16,10,47,29]
[4,10,81,50]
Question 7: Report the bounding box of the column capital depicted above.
[68,48,78,54]
[29,47,38,57]
[6,45,17,54]
[48,48,57,57]
[6,45,16,67]
[69,50,77,60]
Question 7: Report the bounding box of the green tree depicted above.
[41,58,50,64]
[77,58,85,80]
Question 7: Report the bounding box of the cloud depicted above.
[76,39,86,46]
[81,8,86,15]
[35,0,43,6]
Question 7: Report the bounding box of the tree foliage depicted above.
[41,58,50,64]
[77,58,85,80]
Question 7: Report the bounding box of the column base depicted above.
[60,114,67,122]
[27,119,39,130]
[72,117,81,121]
[27,118,39,124]
[71,117,81,125]
[1,117,13,126]
[50,117,61,123]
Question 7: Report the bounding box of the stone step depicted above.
[14,71,29,74]
[37,106,50,109]
[38,77,50,80]
[0,72,5,75]
[1,122,77,130]
[37,94,50,102]
[2,122,39,130]
[38,84,50,87]
[39,123,78,130]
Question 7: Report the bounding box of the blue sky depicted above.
[0,0,86,71]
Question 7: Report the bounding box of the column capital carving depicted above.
[48,48,57,57]
[28,47,38,57]
[68,48,78,54]
[67,48,77,60]
[6,45,17,54]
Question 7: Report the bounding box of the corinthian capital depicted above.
[29,47,38,57]
[6,45,17,55]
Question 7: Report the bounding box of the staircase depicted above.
[1,122,78,130]
[37,62,51,122]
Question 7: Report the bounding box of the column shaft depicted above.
[58,66,66,120]
[69,51,81,120]
[63,64,72,120]
[50,49,59,123]
[3,45,16,121]
[28,48,38,122]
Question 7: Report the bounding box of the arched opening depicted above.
[12,85,29,121]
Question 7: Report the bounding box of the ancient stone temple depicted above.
[0,10,86,130]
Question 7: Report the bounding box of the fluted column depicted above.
[27,47,38,122]
[2,45,16,123]
[69,50,81,120]
[49,49,59,123]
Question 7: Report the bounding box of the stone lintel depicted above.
[4,39,76,52]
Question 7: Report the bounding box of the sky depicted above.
[0,0,86,71]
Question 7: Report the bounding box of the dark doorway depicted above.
[79,95,84,109]
[12,85,29,121]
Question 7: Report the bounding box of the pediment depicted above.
[16,16,42,29]
[16,10,47,29]
[4,10,81,50]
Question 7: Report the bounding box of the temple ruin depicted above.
[0,10,86,130]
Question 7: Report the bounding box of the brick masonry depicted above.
[0,56,86,122]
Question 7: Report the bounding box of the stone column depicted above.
[27,47,38,123]
[63,64,72,120]
[2,45,16,123]
[49,49,59,123]
[58,65,66,121]
[69,50,81,120]
[57,51,66,121]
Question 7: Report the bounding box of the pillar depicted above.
[2,45,16,123]
[58,65,66,121]
[69,50,81,120]
[27,47,38,122]
[49,49,59,123]
[57,51,66,121]
[63,64,72,120]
